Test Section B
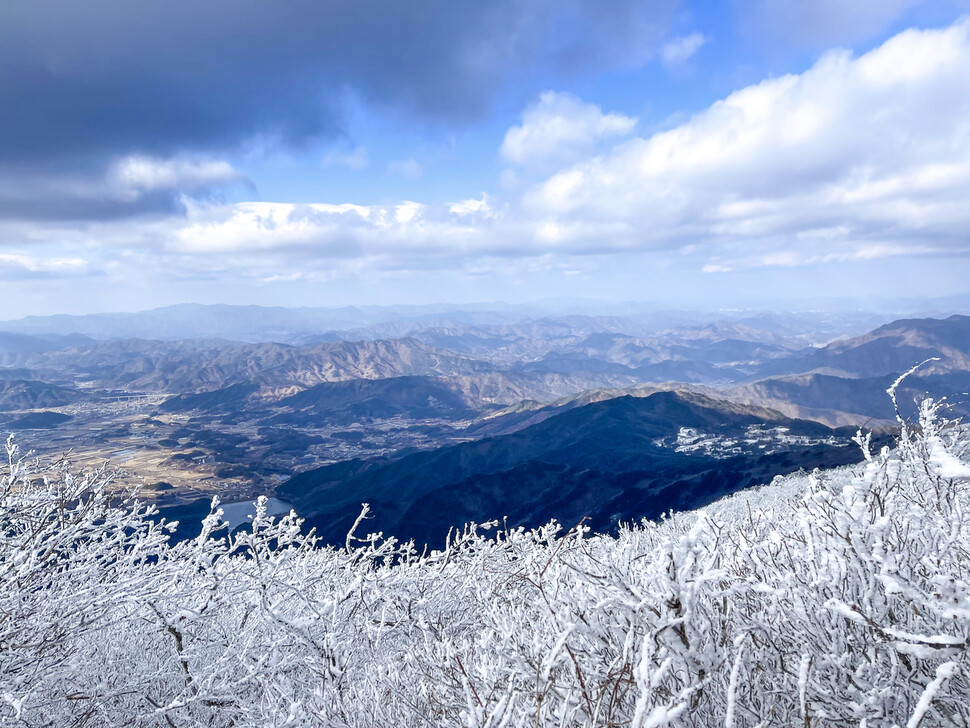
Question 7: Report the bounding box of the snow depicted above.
[906,661,959,728]
[218,496,295,530]
[3,398,970,726]
[926,435,970,479]
[656,424,842,458]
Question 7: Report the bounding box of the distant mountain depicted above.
[171,376,491,427]
[0,332,92,356]
[9,309,970,447]
[1,302,895,346]
[159,382,262,413]
[410,322,799,370]
[0,303,545,343]
[0,304,379,341]
[731,370,970,425]
[0,332,54,355]
[766,314,970,378]
[279,392,868,548]
[460,384,715,437]
[447,369,658,404]
[265,376,483,425]
[0,368,35,381]
[7,337,492,393]
[0,380,81,412]
[732,315,970,423]
[3,411,72,429]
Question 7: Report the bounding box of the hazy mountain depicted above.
[726,314,970,423]
[0,332,93,356]
[2,411,72,429]
[159,382,263,413]
[6,337,493,393]
[0,303,557,343]
[271,376,480,420]
[0,302,897,346]
[0,380,82,411]
[278,392,869,548]
[242,376,485,427]
[0,332,56,355]
[731,370,970,425]
[765,314,970,379]
[0,368,35,381]
[0,304,385,341]
[3,304,929,405]
[460,383,724,437]
[6,311,970,474]
[445,370,649,405]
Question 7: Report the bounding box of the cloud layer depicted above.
[526,19,970,272]
[0,0,680,228]
[1,17,968,309]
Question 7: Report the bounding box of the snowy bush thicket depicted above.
[2,399,970,727]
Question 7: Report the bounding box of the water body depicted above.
[219,497,295,531]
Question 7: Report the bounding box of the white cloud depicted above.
[661,32,707,68]
[168,201,374,255]
[0,252,90,280]
[160,198,513,266]
[448,195,493,216]
[500,91,637,173]
[0,154,248,218]
[526,19,970,271]
[322,146,369,171]
[387,158,423,179]
[108,155,245,198]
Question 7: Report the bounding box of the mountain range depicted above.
[4,310,970,429]
[0,302,895,344]
[277,391,879,548]
[4,305,970,531]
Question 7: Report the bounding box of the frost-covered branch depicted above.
[2,397,970,726]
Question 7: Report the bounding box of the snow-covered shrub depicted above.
[1,400,969,727]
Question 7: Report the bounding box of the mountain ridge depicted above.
[278,391,868,547]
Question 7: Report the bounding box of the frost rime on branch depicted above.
[2,400,970,726]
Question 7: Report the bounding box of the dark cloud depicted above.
[0,190,183,222]
[0,0,678,168]
[0,155,251,221]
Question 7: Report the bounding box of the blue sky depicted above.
[0,0,968,316]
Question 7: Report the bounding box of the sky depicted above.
[0,0,969,317]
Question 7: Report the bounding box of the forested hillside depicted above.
[279,391,872,548]
[3,395,969,726]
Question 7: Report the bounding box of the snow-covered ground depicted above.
[655,423,845,458]
[218,496,294,530]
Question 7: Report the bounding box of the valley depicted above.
[1,304,967,544]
